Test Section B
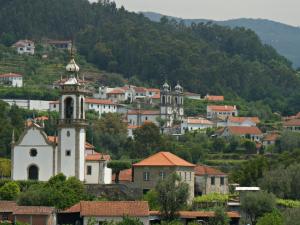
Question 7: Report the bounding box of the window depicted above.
[211,177,215,185]
[159,171,166,180]
[143,171,150,181]
[53,104,56,108]
[184,172,187,181]
[66,150,71,156]
[30,148,37,157]
[145,116,148,120]
[67,131,70,137]
[220,177,225,186]
[87,166,92,175]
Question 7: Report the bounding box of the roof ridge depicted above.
[160,152,176,166]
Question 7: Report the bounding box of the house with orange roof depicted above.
[0,73,23,87]
[283,118,300,132]
[194,164,229,195]
[226,116,260,127]
[127,109,160,127]
[207,105,238,119]
[181,117,214,133]
[85,98,118,117]
[60,201,150,225]
[220,126,263,142]
[112,168,133,183]
[204,94,224,102]
[132,151,195,201]
[262,132,280,147]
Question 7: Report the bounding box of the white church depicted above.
[11,58,112,184]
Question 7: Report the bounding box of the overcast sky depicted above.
[90,0,300,27]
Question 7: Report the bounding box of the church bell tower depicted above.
[57,58,88,181]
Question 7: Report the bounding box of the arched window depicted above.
[64,97,74,119]
[28,165,39,180]
[162,96,166,105]
[80,98,84,119]
[175,97,178,104]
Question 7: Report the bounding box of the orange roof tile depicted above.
[227,126,262,135]
[147,88,160,92]
[0,201,17,212]
[64,201,149,217]
[133,152,195,167]
[194,164,226,176]
[85,153,111,161]
[149,211,240,218]
[284,119,300,127]
[107,89,125,94]
[263,133,280,142]
[187,117,213,125]
[85,98,115,105]
[0,73,22,78]
[13,206,55,215]
[228,116,260,124]
[205,95,224,101]
[128,110,160,115]
[134,87,147,92]
[47,136,95,149]
[112,168,132,182]
[208,105,236,112]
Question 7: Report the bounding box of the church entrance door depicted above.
[28,165,39,180]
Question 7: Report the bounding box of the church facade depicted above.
[11,59,112,183]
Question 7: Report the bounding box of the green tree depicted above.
[208,207,230,225]
[0,181,20,200]
[156,173,189,221]
[241,191,276,225]
[256,211,283,225]
[143,189,159,210]
[283,208,300,225]
[107,161,131,183]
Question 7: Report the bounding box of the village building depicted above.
[59,201,150,225]
[127,110,160,127]
[184,92,201,100]
[262,132,280,147]
[11,58,111,184]
[181,117,214,133]
[283,118,300,132]
[207,105,238,119]
[219,126,263,142]
[111,168,133,184]
[85,98,117,117]
[204,95,224,102]
[226,116,260,127]
[194,164,229,196]
[46,40,72,50]
[132,151,195,201]
[12,40,35,55]
[0,73,23,87]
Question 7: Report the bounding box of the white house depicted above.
[85,98,117,117]
[181,117,214,133]
[11,58,112,184]
[207,105,238,119]
[127,110,160,127]
[220,126,263,142]
[12,40,35,55]
[0,73,23,87]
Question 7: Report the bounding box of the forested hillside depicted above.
[0,0,299,114]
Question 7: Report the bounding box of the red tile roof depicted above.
[205,95,224,101]
[187,117,213,125]
[107,89,125,94]
[127,110,160,115]
[13,40,34,47]
[133,151,195,167]
[0,201,17,212]
[147,88,160,93]
[263,133,280,142]
[112,168,132,182]
[284,119,300,126]
[149,211,240,218]
[64,201,149,217]
[194,164,226,176]
[134,87,147,93]
[85,153,111,161]
[85,98,115,105]
[227,126,262,135]
[47,136,95,149]
[208,105,236,112]
[0,73,22,78]
[228,116,260,124]
[13,206,55,215]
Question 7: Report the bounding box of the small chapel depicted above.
[11,58,112,184]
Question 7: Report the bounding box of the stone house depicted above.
[194,165,229,195]
[59,201,150,225]
[127,110,160,127]
[220,126,263,142]
[207,105,238,119]
[132,151,195,201]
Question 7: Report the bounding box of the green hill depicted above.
[143,12,300,68]
[0,0,299,114]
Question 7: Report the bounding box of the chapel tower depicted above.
[57,58,88,181]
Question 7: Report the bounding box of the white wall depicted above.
[13,128,54,181]
[2,99,50,111]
